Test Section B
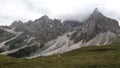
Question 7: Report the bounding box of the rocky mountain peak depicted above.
[33,15,50,25]
[93,7,99,14]
[89,8,105,20]
[0,8,120,58]
[40,15,49,21]
[85,8,119,33]
[10,20,23,27]
[71,8,120,43]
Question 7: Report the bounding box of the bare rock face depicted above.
[0,15,80,57]
[0,8,120,58]
[0,28,15,43]
[88,8,119,33]
[10,21,24,27]
[71,8,120,43]
[63,20,83,31]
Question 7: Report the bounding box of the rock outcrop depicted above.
[0,8,119,58]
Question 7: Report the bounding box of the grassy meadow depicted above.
[0,43,120,68]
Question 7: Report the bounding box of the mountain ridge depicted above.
[0,8,120,58]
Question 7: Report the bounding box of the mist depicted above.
[0,0,120,25]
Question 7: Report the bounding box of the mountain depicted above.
[0,8,120,58]
[71,8,120,44]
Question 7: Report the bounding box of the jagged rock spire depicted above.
[94,7,98,12]
[92,7,101,15]
[87,7,105,20]
[40,15,49,20]
[10,20,23,27]
[91,7,101,16]
[85,7,120,34]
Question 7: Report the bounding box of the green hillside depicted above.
[0,43,120,68]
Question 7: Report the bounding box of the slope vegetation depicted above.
[0,43,120,68]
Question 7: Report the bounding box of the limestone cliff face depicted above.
[0,8,120,58]
[71,8,120,43]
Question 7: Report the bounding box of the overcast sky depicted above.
[0,0,120,25]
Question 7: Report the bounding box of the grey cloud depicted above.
[21,0,50,15]
[0,0,120,25]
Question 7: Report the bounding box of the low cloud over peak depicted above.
[0,0,120,25]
